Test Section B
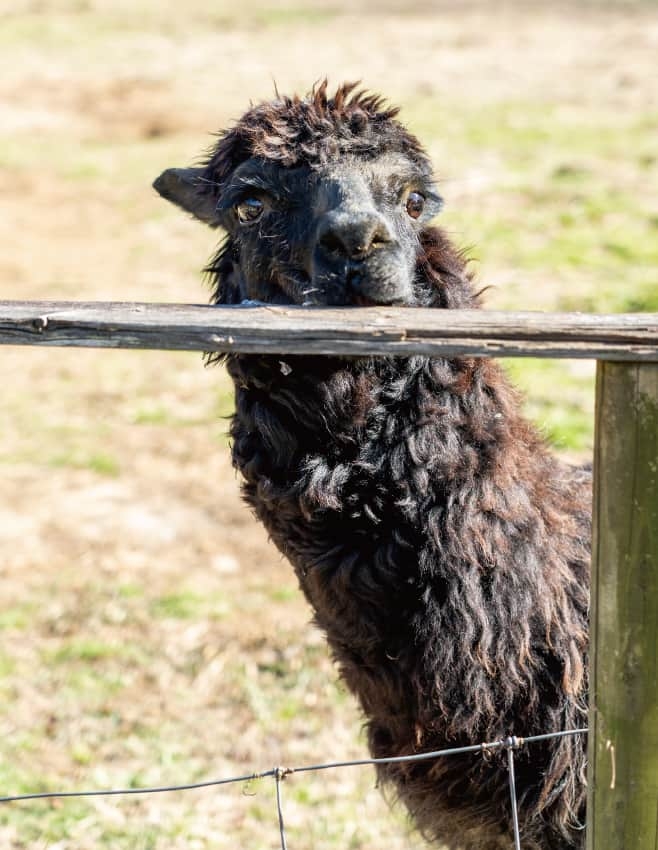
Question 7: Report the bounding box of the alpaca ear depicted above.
[153,167,220,226]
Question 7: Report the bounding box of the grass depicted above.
[422,100,658,317]
[1,1,656,847]
[149,590,230,620]
[504,359,595,453]
[50,450,122,476]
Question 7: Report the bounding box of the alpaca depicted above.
[154,82,590,850]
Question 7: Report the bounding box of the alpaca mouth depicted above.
[352,294,392,307]
[346,267,395,307]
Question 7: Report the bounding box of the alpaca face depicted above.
[218,152,442,306]
[155,150,442,307]
[153,85,475,310]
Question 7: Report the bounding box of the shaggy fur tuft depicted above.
[154,83,591,850]
[206,80,427,172]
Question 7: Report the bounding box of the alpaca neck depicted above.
[226,351,535,490]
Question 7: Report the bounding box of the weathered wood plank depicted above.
[0,300,657,359]
[587,362,658,849]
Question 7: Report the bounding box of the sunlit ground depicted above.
[1,1,656,847]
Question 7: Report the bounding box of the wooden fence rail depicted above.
[1,300,657,359]
[2,298,657,850]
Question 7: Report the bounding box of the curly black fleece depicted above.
[227,348,590,850]
[159,83,591,850]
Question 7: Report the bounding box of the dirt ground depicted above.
[0,2,656,848]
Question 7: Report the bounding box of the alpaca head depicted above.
[154,82,475,309]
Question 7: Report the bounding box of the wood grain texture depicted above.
[588,362,658,850]
[0,300,657,359]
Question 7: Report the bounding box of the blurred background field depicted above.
[0,1,656,848]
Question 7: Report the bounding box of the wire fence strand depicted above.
[506,738,523,850]
[0,727,587,849]
[275,767,290,850]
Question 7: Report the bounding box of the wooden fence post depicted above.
[587,362,658,849]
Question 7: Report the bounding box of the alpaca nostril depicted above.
[370,226,390,248]
[319,229,348,257]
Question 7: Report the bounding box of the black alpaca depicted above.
[154,82,590,850]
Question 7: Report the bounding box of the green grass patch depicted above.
[268,586,298,603]
[149,589,229,620]
[48,638,126,664]
[0,649,16,677]
[406,96,658,315]
[48,450,120,476]
[504,359,595,453]
[1,801,109,848]
[117,582,144,599]
[0,602,38,630]
[132,401,229,428]
[132,405,172,425]
[0,13,85,49]
[150,591,204,619]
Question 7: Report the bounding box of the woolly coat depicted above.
[225,338,590,850]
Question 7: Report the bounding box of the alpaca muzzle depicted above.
[312,209,413,305]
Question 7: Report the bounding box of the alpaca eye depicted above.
[236,197,264,223]
[405,192,425,219]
